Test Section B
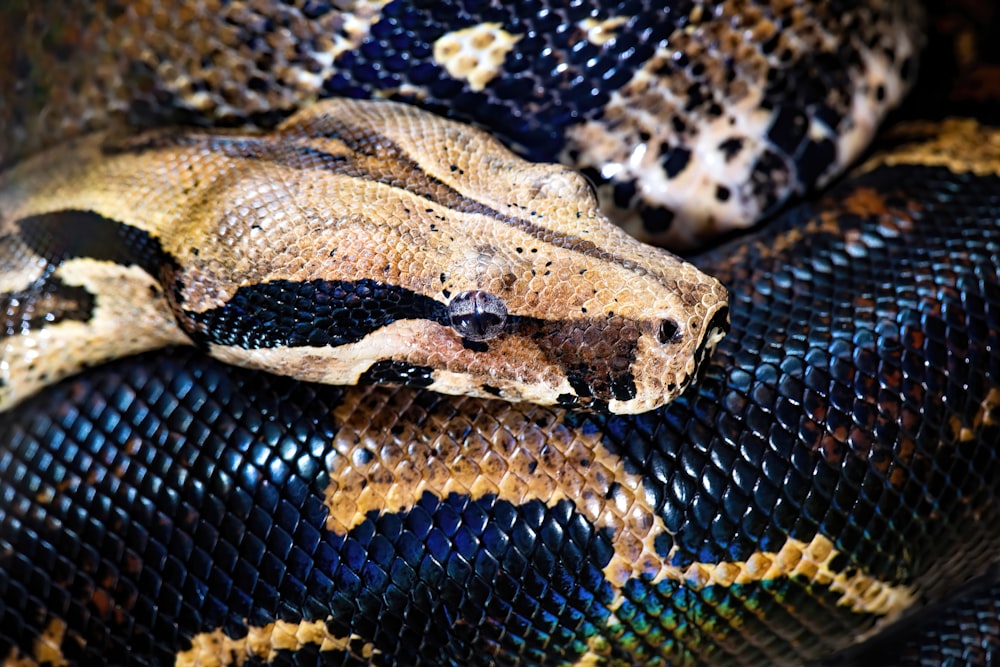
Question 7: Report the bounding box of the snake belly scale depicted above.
[3,1,1000,666]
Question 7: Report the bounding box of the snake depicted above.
[2,1,999,665]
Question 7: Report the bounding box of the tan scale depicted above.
[577,16,631,47]
[1,619,69,667]
[0,98,728,414]
[862,118,1000,176]
[322,386,916,617]
[175,621,374,667]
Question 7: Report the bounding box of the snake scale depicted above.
[2,1,1000,665]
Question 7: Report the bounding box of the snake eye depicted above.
[448,290,508,342]
[657,319,681,344]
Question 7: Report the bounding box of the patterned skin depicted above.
[0,0,921,246]
[1,99,727,414]
[3,1,1000,666]
[2,121,1000,665]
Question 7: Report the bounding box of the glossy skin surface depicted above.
[3,1,998,665]
[2,121,999,665]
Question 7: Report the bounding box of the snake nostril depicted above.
[657,319,681,344]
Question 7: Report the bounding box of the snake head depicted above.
[157,99,729,414]
[0,98,727,415]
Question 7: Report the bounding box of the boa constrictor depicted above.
[3,1,1000,666]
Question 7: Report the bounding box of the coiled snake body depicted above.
[2,1,1000,665]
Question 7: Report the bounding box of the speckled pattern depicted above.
[0,0,922,247]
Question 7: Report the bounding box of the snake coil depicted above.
[2,1,1000,666]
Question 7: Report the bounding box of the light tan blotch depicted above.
[1,618,69,667]
[433,23,521,91]
[175,619,373,667]
[578,16,630,46]
[864,119,1000,177]
[949,387,1000,443]
[321,386,914,618]
[0,260,188,412]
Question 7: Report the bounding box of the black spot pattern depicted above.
[511,314,640,406]
[319,1,699,161]
[3,211,177,333]
[660,145,692,179]
[1,277,95,333]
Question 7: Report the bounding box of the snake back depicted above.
[0,0,922,247]
[2,1,1000,665]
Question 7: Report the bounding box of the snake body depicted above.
[4,119,1000,666]
[2,1,1000,665]
[1,0,922,247]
